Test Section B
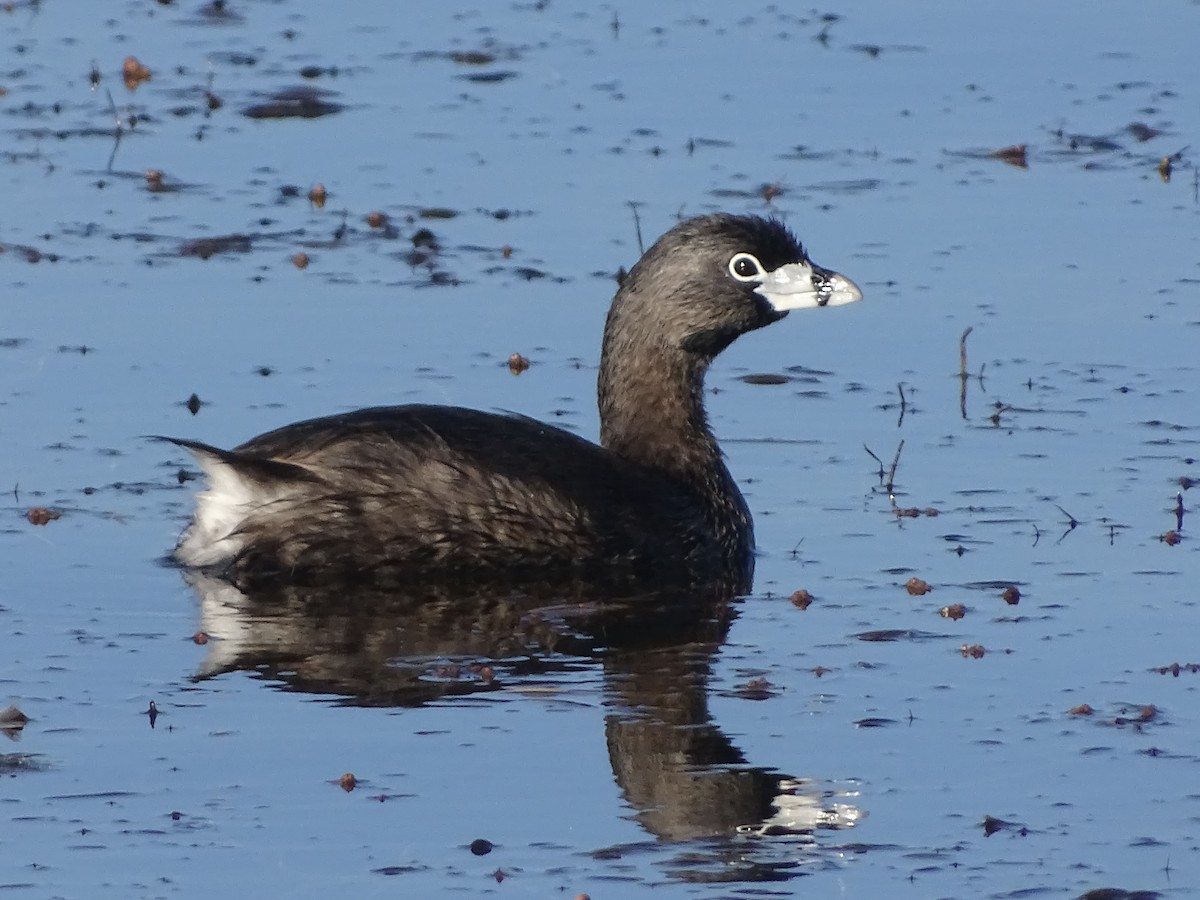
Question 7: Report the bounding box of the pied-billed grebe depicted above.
[167,214,861,588]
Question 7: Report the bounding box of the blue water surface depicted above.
[3,1,1199,897]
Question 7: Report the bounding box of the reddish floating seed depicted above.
[737,677,775,700]
[1069,703,1094,716]
[760,181,784,202]
[990,143,1028,168]
[939,603,966,620]
[26,507,61,526]
[789,589,813,610]
[1001,586,1020,605]
[507,353,530,375]
[338,773,357,792]
[122,55,152,89]
[192,631,209,645]
[960,643,985,659]
[366,211,388,228]
[292,252,309,270]
[308,183,327,208]
[905,576,932,596]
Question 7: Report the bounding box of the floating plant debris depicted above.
[1126,122,1162,143]
[735,677,777,700]
[1152,662,1200,676]
[905,577,932,596]
[790,589,814,610]
[449,51,496,65]
[457,70,517,84]
[990,143,1028,168]
[122,55,152,89]
[180,234,253,259]
[0,706,29,732]
[739,373,791,385]
[981,815,1026,837]
[242,86,344,120]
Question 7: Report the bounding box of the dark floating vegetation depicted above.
[456,71,518,84]
[179,234,254,258]
[738,373,793,385]
[242,86,344,120]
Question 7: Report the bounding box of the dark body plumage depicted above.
[169,214,861,589]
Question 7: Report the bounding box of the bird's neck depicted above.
[599,338,717,472]
[598,338,751,554]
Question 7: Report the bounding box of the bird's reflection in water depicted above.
[182,567,862,880]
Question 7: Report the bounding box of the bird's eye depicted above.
[728,253,763,282]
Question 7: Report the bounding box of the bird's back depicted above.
[173,405,737,588]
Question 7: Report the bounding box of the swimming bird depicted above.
[166,213,861,589]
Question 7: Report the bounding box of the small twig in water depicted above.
[1050,504,1081,545]
[886,440,905,496]
[1055,504,1080,530]
[104,88,126,173]
[628,201,644,256]
[1176,492,1185,532]
[896,382,907,428]
[958,326,973,420]
[863,444,885,483]
[990,403,1014,427]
